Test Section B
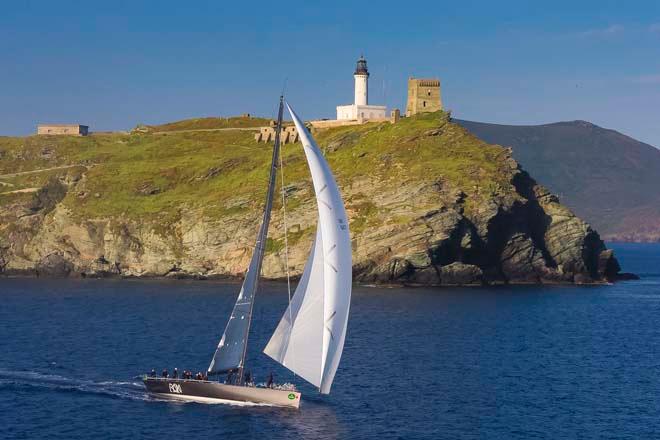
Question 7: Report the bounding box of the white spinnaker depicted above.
[264,228,324,387]
[263,102,352,394]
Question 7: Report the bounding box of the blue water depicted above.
[1,243,659,439]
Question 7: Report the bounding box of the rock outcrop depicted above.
[0,112,626,285]
[348,169,621,285]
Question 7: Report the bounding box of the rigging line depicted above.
[278,145,292,305]
[278,97,295,379]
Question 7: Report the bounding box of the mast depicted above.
[207,96,285,382]
[236,96,285,383]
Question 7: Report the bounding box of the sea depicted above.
[1,242,659,439]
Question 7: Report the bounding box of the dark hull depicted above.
[143,377,301,408]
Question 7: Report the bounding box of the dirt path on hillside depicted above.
[152,127,261,135]
[0,164,82,179]
[0,187,39,195]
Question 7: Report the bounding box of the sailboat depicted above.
[143,97,352,408]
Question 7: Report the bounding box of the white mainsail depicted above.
[208,99,285,376]
[264,103,352,394]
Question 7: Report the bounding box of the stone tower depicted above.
[406,77,442,116]
[354,55,369,106]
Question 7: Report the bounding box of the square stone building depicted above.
[37,124,89,136]
[406,78,442,116]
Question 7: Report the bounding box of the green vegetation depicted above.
[311,111,517,215]
[348,199,380,234]
[142,116,272,133]
[0,112,517,235]
[265,237,284,253]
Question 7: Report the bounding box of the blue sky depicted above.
[1,0,659,146]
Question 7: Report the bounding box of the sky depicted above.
[1,0,659,147]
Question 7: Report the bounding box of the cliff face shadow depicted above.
[510,170,557,269]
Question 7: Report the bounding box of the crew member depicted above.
[162,369,169,378]
[149,369,156,377]
[173,368,178,379]
[266,372,274,388]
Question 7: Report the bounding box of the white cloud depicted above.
[632,74,660,84]
[650,23,660,33]
[579,24,625,37]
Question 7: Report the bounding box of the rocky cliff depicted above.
[0,112,624,285]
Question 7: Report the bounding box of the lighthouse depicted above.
[354,55,369,106]
[336,55,387,121]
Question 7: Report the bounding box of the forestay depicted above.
[208,99,284,375]
[264,103,352,394]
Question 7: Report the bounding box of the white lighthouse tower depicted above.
[354,55,369,106]
[336,55,387,121]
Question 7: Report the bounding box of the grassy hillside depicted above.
[141,116,272,132]
[456,119,660,241]
[0,112,513,236]
[1,112,624,285]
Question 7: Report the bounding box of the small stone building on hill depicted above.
[406,78,442,116]
[37,124,89,136]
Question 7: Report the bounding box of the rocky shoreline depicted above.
[0,167,631,286]
[0,271,638,285]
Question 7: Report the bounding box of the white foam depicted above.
[0,369,285,406]
[0,369,155,402]
[155,393,275,407]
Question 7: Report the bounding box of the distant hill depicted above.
[456,119,660,242]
